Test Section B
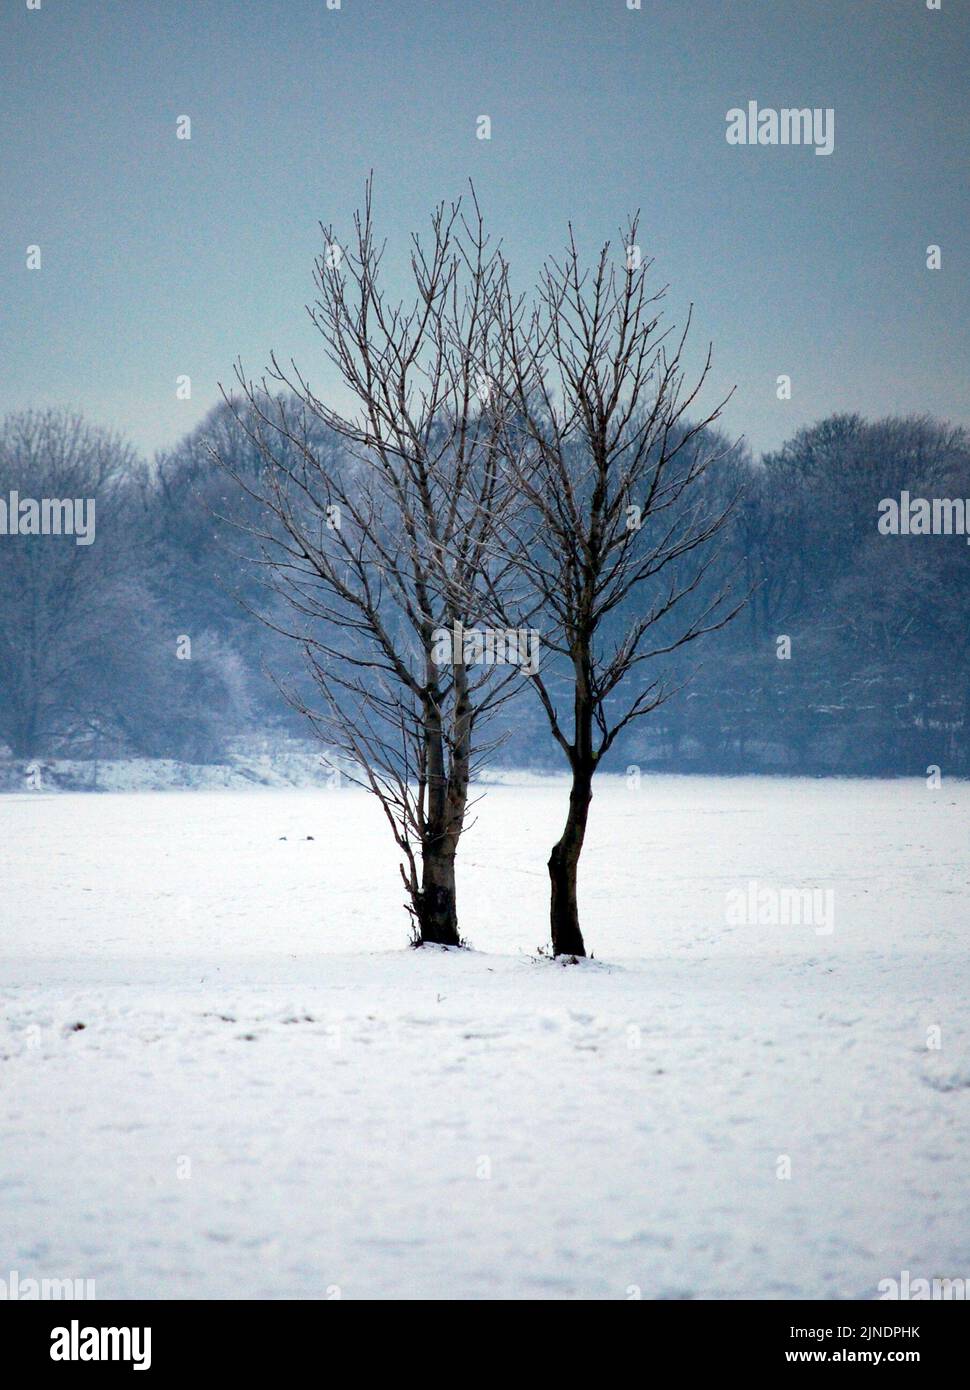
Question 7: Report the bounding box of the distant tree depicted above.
[0,407,250,766]
[150,398,304,737]
[0,409,141,758]
[748,414,970,772]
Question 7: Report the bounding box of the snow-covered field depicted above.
[1,774,968,1300]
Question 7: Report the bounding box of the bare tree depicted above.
[486,221,744,957]
[220,182,517,947]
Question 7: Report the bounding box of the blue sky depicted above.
[2,0,967,460]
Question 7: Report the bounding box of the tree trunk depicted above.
[548,764,592,957]
[415,648,465,948]
[416,847,460,946]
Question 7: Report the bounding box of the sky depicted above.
[2,0,968,462]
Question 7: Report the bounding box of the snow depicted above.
[0,736,349,793]
[1,774,968,1299]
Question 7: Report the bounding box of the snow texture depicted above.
[1,775,967,1299]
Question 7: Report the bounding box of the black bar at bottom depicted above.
[0,1297,962,1376]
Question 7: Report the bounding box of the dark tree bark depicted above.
[548,758,593,957]
[416,849,460,945]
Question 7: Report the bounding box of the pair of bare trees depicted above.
[222,184,740,958]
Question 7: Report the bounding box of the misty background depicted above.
[2,0,968,782]
[2,401,969,782]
